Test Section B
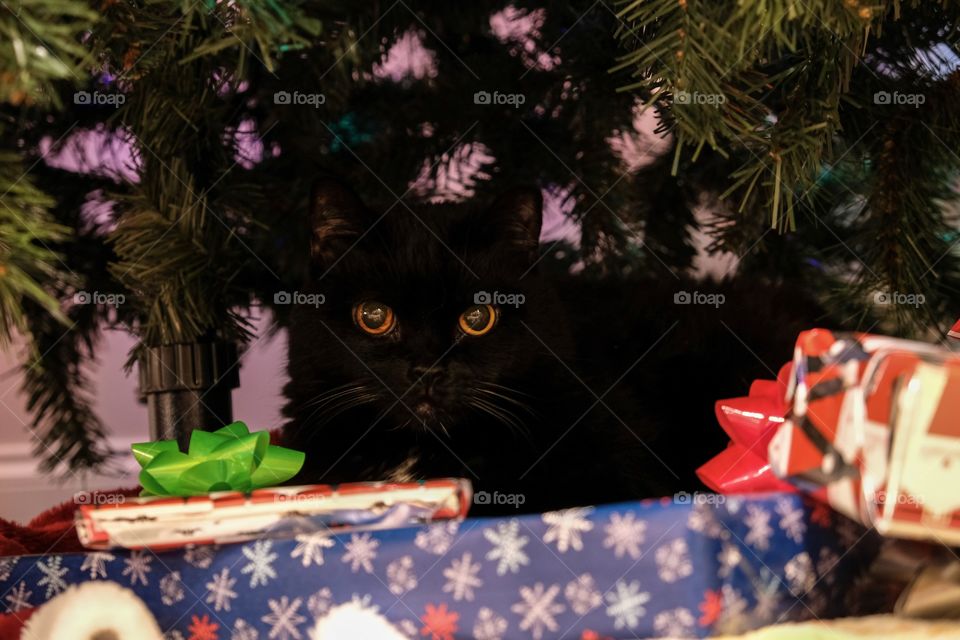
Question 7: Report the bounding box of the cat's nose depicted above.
[409,364,445,384]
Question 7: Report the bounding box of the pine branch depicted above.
[0,0,97,106]
[0,153,71,342]
[20,296,113,475]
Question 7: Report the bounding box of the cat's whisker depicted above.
[301,383,371,410]
[298,390,380,441]
[467,395,533,443]
[474,387,537,416]
[478,381,536,399]
[301,387,373,421]
[328,393,379,416]
[389,417,414,432]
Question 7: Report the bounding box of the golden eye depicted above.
[354,301,396,335]
[458,304,497,336]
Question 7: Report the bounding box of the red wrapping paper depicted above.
[698,328,960,544]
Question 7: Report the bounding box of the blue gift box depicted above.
[0,492,875,639]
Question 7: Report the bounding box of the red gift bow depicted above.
[950,317,960,339]
[696,362,797,494]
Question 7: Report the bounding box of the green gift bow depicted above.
[131,422,305,496]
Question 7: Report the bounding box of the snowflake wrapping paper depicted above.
[0,492,877,639]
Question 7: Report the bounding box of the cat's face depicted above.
[287,179,549,435]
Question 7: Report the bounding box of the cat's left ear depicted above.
[488,186,543,263]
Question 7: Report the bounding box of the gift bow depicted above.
[696,361,797,494]
[132,422,305,496]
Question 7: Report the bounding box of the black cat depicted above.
[281,179,818,513]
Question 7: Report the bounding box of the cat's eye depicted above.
[354,301,396,335]
[458,304,497,336]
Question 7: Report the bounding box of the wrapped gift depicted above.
[699,328,960,545]
[0,493,877,639]
[76,479,471,550]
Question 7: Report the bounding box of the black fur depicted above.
[282,179,818,514]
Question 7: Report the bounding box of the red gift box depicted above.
[76,479,472,550]
[699,328,960,544]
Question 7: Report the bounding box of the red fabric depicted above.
[0,488,141,557]
[0,428,287,557]
[0,606,35,639]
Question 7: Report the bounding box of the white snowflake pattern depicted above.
[653,607,695,638]
[262,596,306,640]
[442,552,482,601]
[563,573,601,615]
[717,542,742,578]
[79,551,114,579]
[306,587,333,619]
[775,497,806,543]
[231,618,259,640]
[816,547,840,586]
[542,507,594,553]
[4,581,31,612]
[290,532,335,568]
[397,619,419,638]
[165,631,185,640]
[349,593,379,612]
[753,586,782,621]
[484,520,530,575]
[37,556,68,597]
[342,533,379,574]
[785,551,815,597]
[744,505,774,550]
[719,584,748,623]
[386,555,417,596]
[206,567,238,612]
[414,521,459,555]
[122,550,152,586]
[602,512,646,559]
[242,540,278,588]
[655,538,693,583]
[160,571,185,606]
[184,544,216,569]
[753,569,783,621]
[835,517,863,548]
[604,579,650,630]
[473,607,508,640]
[0,558,17,582]
[511,582,565,640]
[687,502,724,539]
[725,496,743,514]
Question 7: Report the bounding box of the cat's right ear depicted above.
[309,178,370,263]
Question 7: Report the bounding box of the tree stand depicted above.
[138,341,240,448]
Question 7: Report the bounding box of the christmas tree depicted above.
[1,0,958,473]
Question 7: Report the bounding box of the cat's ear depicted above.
[309,178,370,263]
[488,186,543,262]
